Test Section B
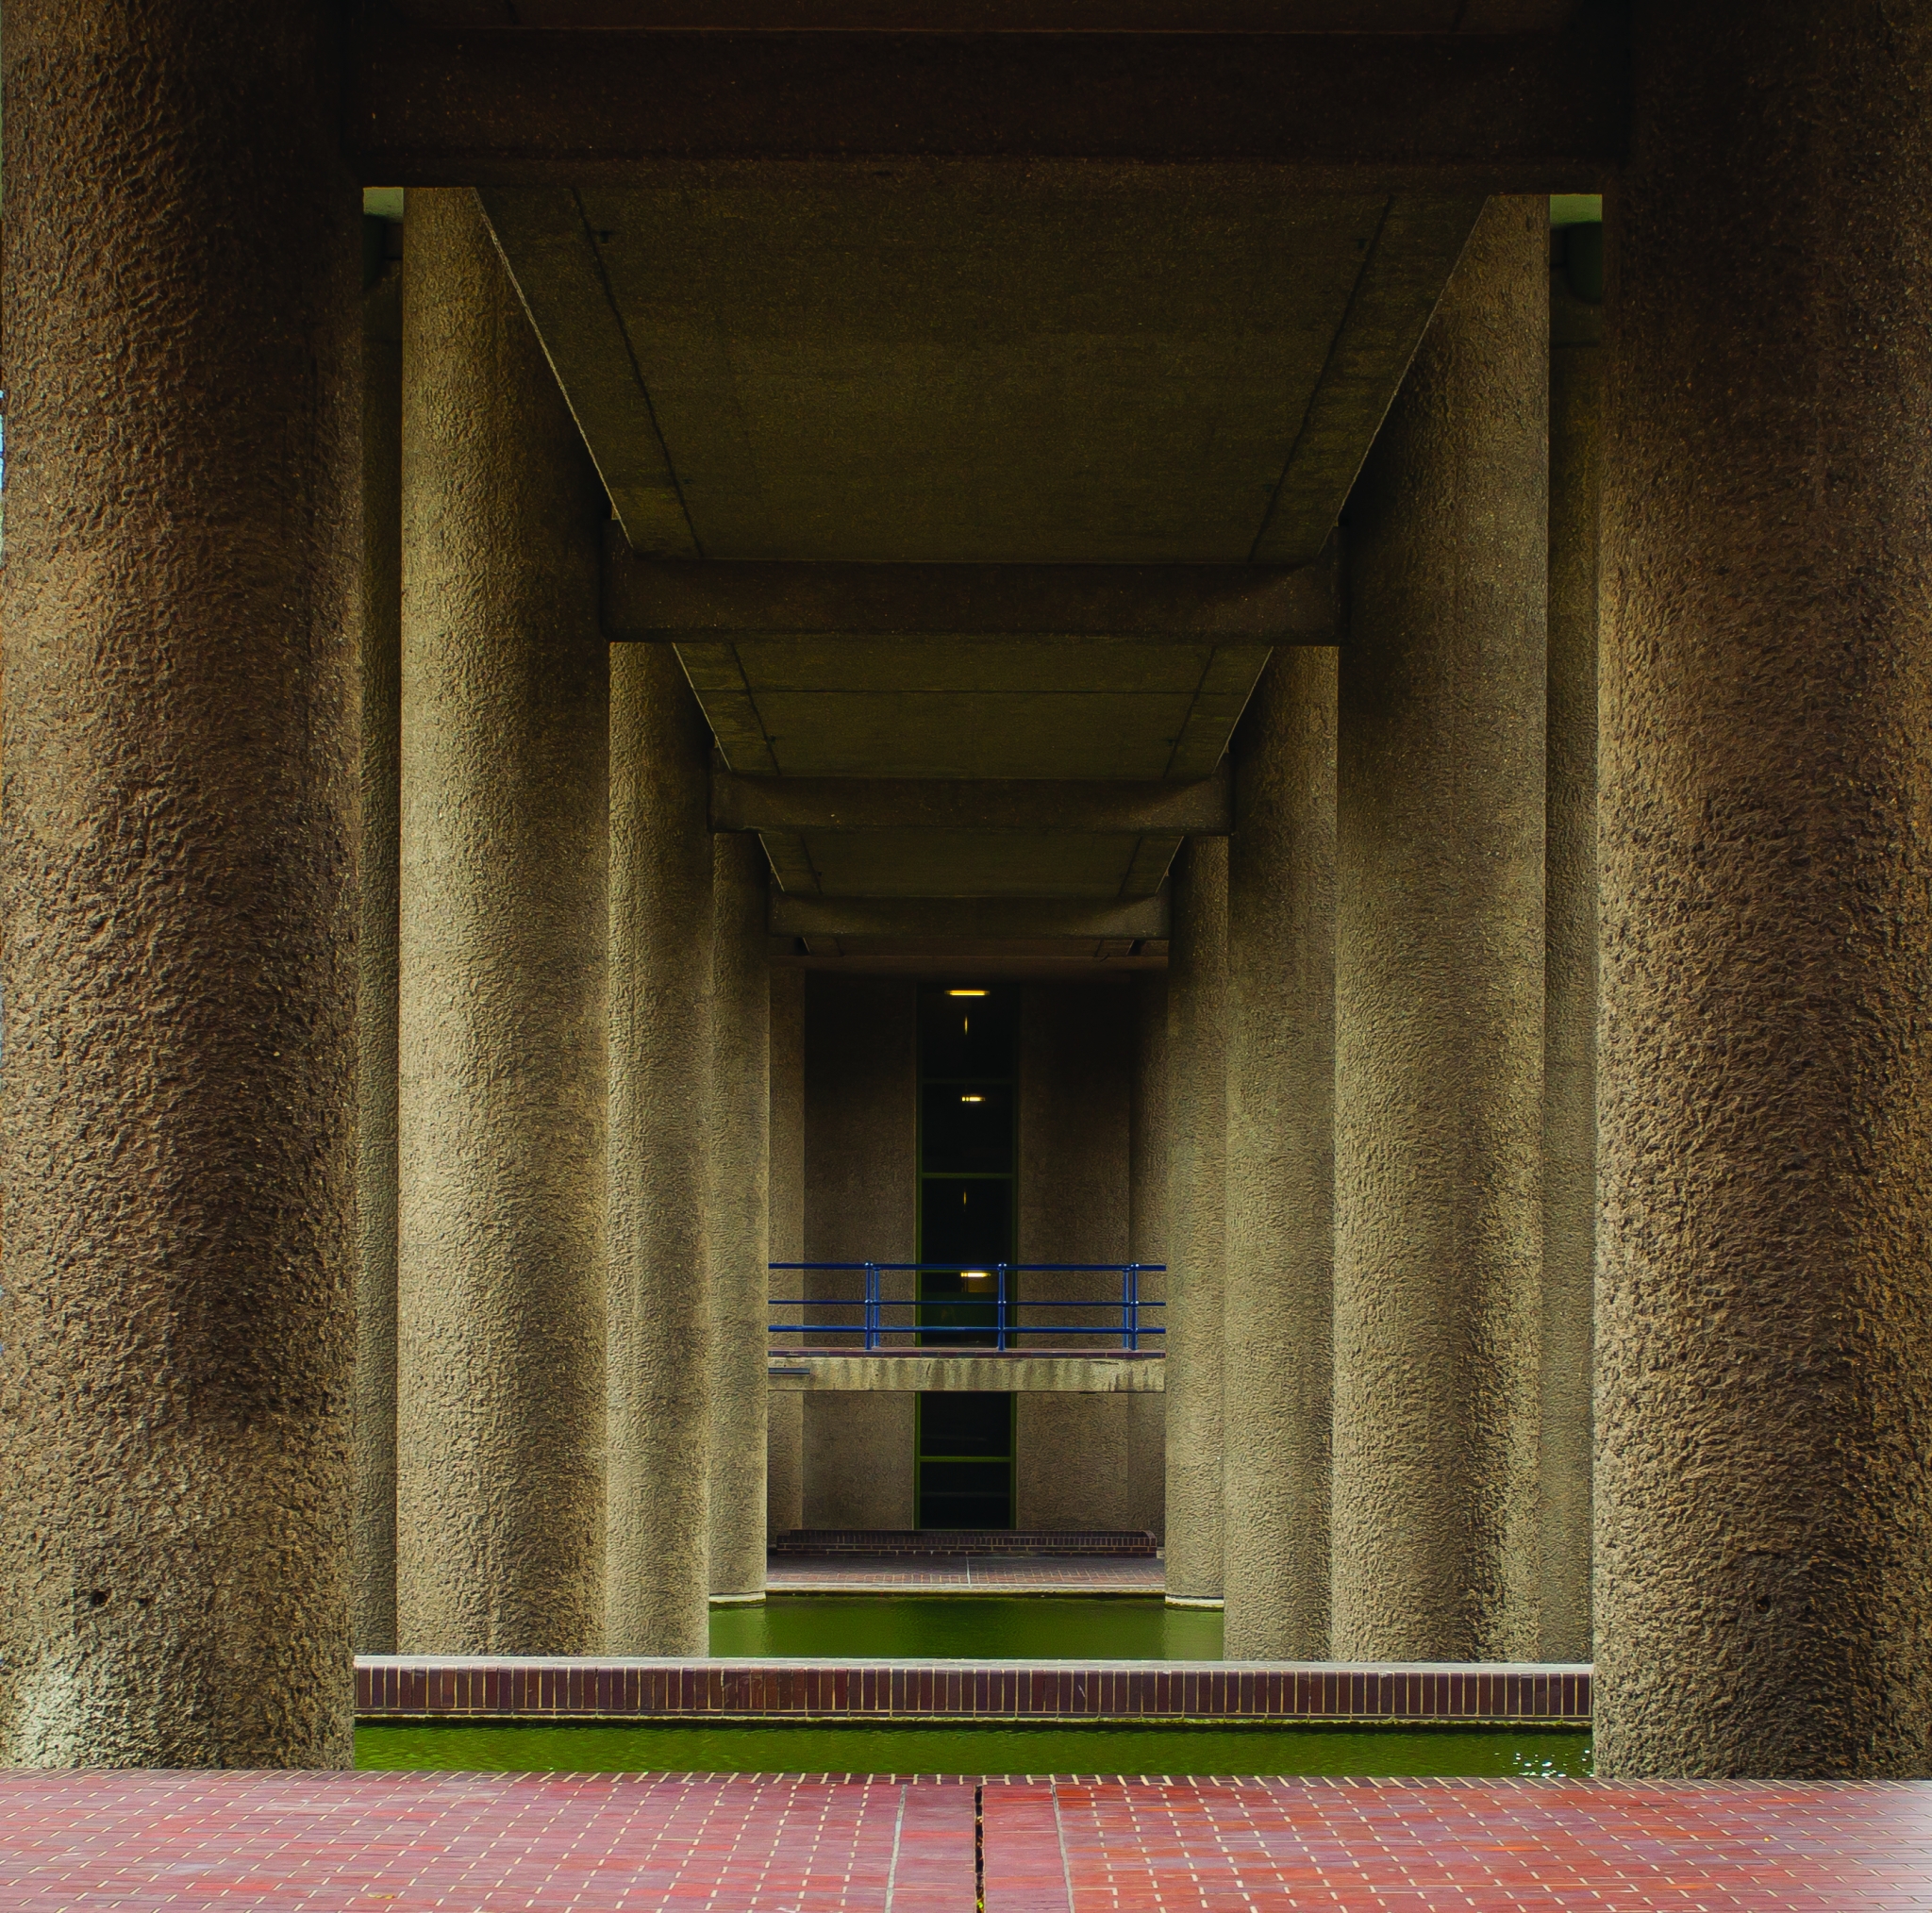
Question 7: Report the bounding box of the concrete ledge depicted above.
[766,1352,1164,1391]
[356,1656,1591,1725]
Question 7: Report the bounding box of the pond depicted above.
[708,1595,1223,1659]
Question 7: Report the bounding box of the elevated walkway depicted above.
[767,1350,1163,1391]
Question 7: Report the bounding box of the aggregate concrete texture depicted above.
[356,255,404,1657]
[0,0,361,1765]
[767,968,808,1539]
[608,645,714,1655]
[1331,197,1547,1664]
[1224,648,1337,1661]
[1164,839,1229,1604]
[802,976,918,1527]
[1541,264,1601,1670]
[1595,3,1932,1778]
[771,1355,1163,1393]
[708,834,772,1601]
[1015,984,1134,1531]
[395,190,609,1657]
[1127,973,1170,1544]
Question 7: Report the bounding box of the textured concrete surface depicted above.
[1332,198,1546,1664]
[1541,260,1601,1670]
[1224,648,1337,1660]
[708,834,771,1601]
[395,190,608,1657]
[1127,973,1170,1543]
[773,1356,1163,1392]
[1164,839,1228,1604]
[1016,984,1134,1530]
[767,968,808,1539]
[803,977,918,1525]
[1595,5,1932,1779]
[0,0,360,1766]
[608,646,714,1654]
[355,253,404,1657]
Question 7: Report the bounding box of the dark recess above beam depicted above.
[715,761,1232,835]
[604,529,1341,644]
[349,3,1624,187]
[770,892,1171,940]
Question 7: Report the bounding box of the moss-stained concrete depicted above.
[1224,649,1337,1660]
[395,190,609,1659]
[356,252,404,1658]
[1331,197,1546,1665]
[1541,263,1601,1669]
[766,968,808,1539]
[1164,840,1228,1603]
[608,646,714,1654]
[708,835,771,1600]
[1595,4,1932,1778]
[0,0,360,1768]
[802,976,918,1526]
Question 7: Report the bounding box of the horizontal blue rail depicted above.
[768,1260,1166,1352]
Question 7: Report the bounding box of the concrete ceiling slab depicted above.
[403,2,1578,27]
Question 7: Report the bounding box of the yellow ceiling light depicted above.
[960,1093,984,1104]
[947,989,988,997]
[962,1270,991,1281]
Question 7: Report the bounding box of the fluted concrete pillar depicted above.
[608,646,714,1654]
[1596,5,1932,1778]
[0,0,359,1766]
[1540,237,1601,1668]
[355,222,404,1658]
[1126,973,1169,1542]
[708,834,771,1603]
[767,967,808,1539]
[1332,197,1547,1663]
[1224,649,1337,1659]
[1164,838,1228,1605]
[395,190,608,1655]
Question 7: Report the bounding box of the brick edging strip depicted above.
[356,1658,1591,1725]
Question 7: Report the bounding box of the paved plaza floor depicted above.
[765,1553,1166,1594]
[5,1769,1930,1911]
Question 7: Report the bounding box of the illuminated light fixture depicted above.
[960,1093,984,1104]
[962,1270,991,1281]
[947,989,988,997]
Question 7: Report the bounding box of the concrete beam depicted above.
[769,893,1170,940]
[714,762,1232,836]
[399,3,1580,30]
[766,1353,1165,1392]
[605,532,1339,645]
[348,7,1624,187]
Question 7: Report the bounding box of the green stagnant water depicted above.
[359,1597,1590,1777]
[357,1721,1591,1776]
[708,1595,1223,1659]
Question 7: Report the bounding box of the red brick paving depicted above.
[5,1770,1931,1911]
[982,1777,1932,1912]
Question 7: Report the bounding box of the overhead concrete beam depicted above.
[348,8,1624,187]
[399,3,1579,30]
[714,761,1233,836]
[770,893,1170,940]
[604,532,1339,645]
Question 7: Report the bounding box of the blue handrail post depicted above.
[1124,1263,1139,1352]
[864,1262,879,1351]
[996,1263,1008,1350]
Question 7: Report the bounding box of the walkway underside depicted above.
[5,1772,1925,1912]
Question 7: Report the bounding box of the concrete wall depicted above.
[801,973,917,1526]
[1015,982,1136,1531]
[767,967,807,1537]
[1127,972,1170,1541]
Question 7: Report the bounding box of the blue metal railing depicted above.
[768,1262,1166,1352]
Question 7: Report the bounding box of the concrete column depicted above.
[1596,6,1932,1778]
[1224,649,1337,1660]
[1331,197,1547,1663]
[608,645,713,1653]
[395,190,608,1655]
[1126,973,1170,1542]
[708,834,771,1602]
[0,0,359,1766]
[767,967,808,1538]
[354,224,404,1658]
[1540,239,1602,1668]
[1164,838,1228,1605]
